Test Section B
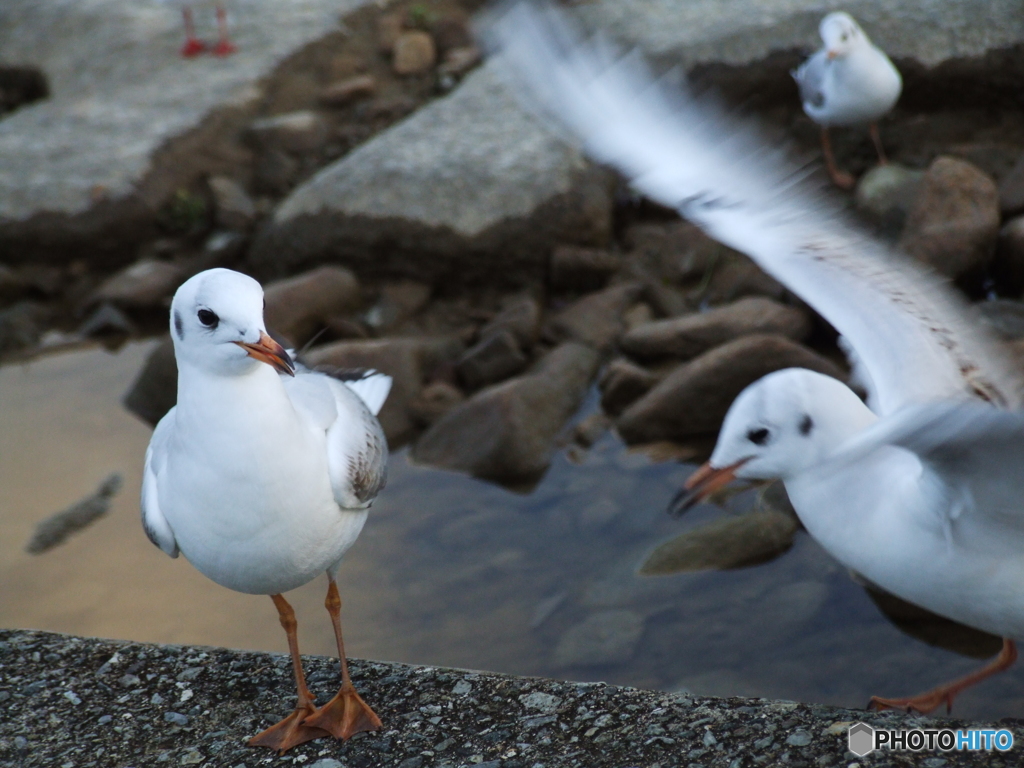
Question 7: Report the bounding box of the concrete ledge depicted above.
[1,629,1018,767]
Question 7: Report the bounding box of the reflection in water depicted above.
[1,343,1022,719]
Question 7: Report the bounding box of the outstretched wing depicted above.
[141,409,179,558]
[480,2,1023,415]
[831,401,1024,549]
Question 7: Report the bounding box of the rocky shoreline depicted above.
[2,628,1020,768]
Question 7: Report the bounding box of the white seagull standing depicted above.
[142,268,391,751]
[157,0,238,57]
[483,3,1024,714]
[792,12,902,188]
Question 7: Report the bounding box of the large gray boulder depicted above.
[577,0,1024,70]
[250,60,613,285]
[0,0,367,264]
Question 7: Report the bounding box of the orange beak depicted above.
[235,331,295,376]
[667,458,750,517]
[826,49,838,60]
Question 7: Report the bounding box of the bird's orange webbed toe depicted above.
[303,682,382,740]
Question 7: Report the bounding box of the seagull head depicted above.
[673,368,875,513]
[168,268,294,378]
[820,12,868,60]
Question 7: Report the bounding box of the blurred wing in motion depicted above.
[480,2,1023,415]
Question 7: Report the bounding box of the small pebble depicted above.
[164,712,189,726]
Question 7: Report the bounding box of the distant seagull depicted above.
[142,268,392,752]
[792,12,902,188]
[158,1,238,57]
[483,2,1024,716]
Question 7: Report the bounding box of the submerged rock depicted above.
[553,610,645,667]
[25,474,123,555]
[617,334,845,443]
[639,510,800,576]
[413,342,600,484]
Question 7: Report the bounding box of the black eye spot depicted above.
[197,309,219,328]
[747,428,770,446]
[799,414,814,436]
[841,33,848,41]
[173,311,184,340]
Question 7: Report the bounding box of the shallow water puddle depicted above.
[1,343,1021,719]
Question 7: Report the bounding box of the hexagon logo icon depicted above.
[848,722,875,756]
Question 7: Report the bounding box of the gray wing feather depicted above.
[323,378,389,508]
[141,409,180,557]
[793,51,827,109]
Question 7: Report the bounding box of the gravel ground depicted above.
[1,628,1020,768]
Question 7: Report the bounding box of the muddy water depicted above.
[1,344,1021,719]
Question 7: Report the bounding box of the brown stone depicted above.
[620,297,811,362]
[248,111,328,155]
[547,283,643,351]
[319,75,377,108]
[899,156,1000,278]
[408,381,465,427]
[263,266,361,346]
[456,329,529,390]
[91,260,184,308]
[376,12,404,54]
[598,358,662,416]
[616,334,845,443]
[393,31,436,76]
[208,176,255,232]
[430,17,472,56]
[550,245,622,292]
[992,215,1024,295]
[438,46,482,79]
[413,343,601,484]
[478,295,542,350]
[998,153,1024,218]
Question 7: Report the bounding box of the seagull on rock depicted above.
[793,12,902,188]
[484,2,1024,715]
[158,1,238,57]
[141,268,391,751]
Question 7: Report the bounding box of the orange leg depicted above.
[248,594,330,753]
[303,575,382,739]
[212,6,237,56]
[180,8,206,58]
[868,122,888,166]
[869,638,1017,715]
[820,127,856,189]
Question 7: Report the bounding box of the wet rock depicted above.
[408,381,465,428]
[319,75,377,107]
[456,330,528,390]
[208,177,255,232]
[977,299,1024,340]
[899,156,1000,279]
[123,337,177,426]
[479,295,542,350]
[553,610,645,667]
[572,412,612,448]
[24,473,123,555]
[547,283,643,351]
[598,358,662,417]
[998,153,1024,218]
[617,334,845,442]
[855,164,925,235]
[250,61,613,286]
[248,111,329,155]
[992,215,1024,295]
[90,260,185,308]
[263,266,361,347]
[305,336,464,445]
[638,510,800,576]
[393,31,436,75]
[550,245,623,292]
[413,342,600,483]
[622,302,654,332]
[621,297,811,362]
